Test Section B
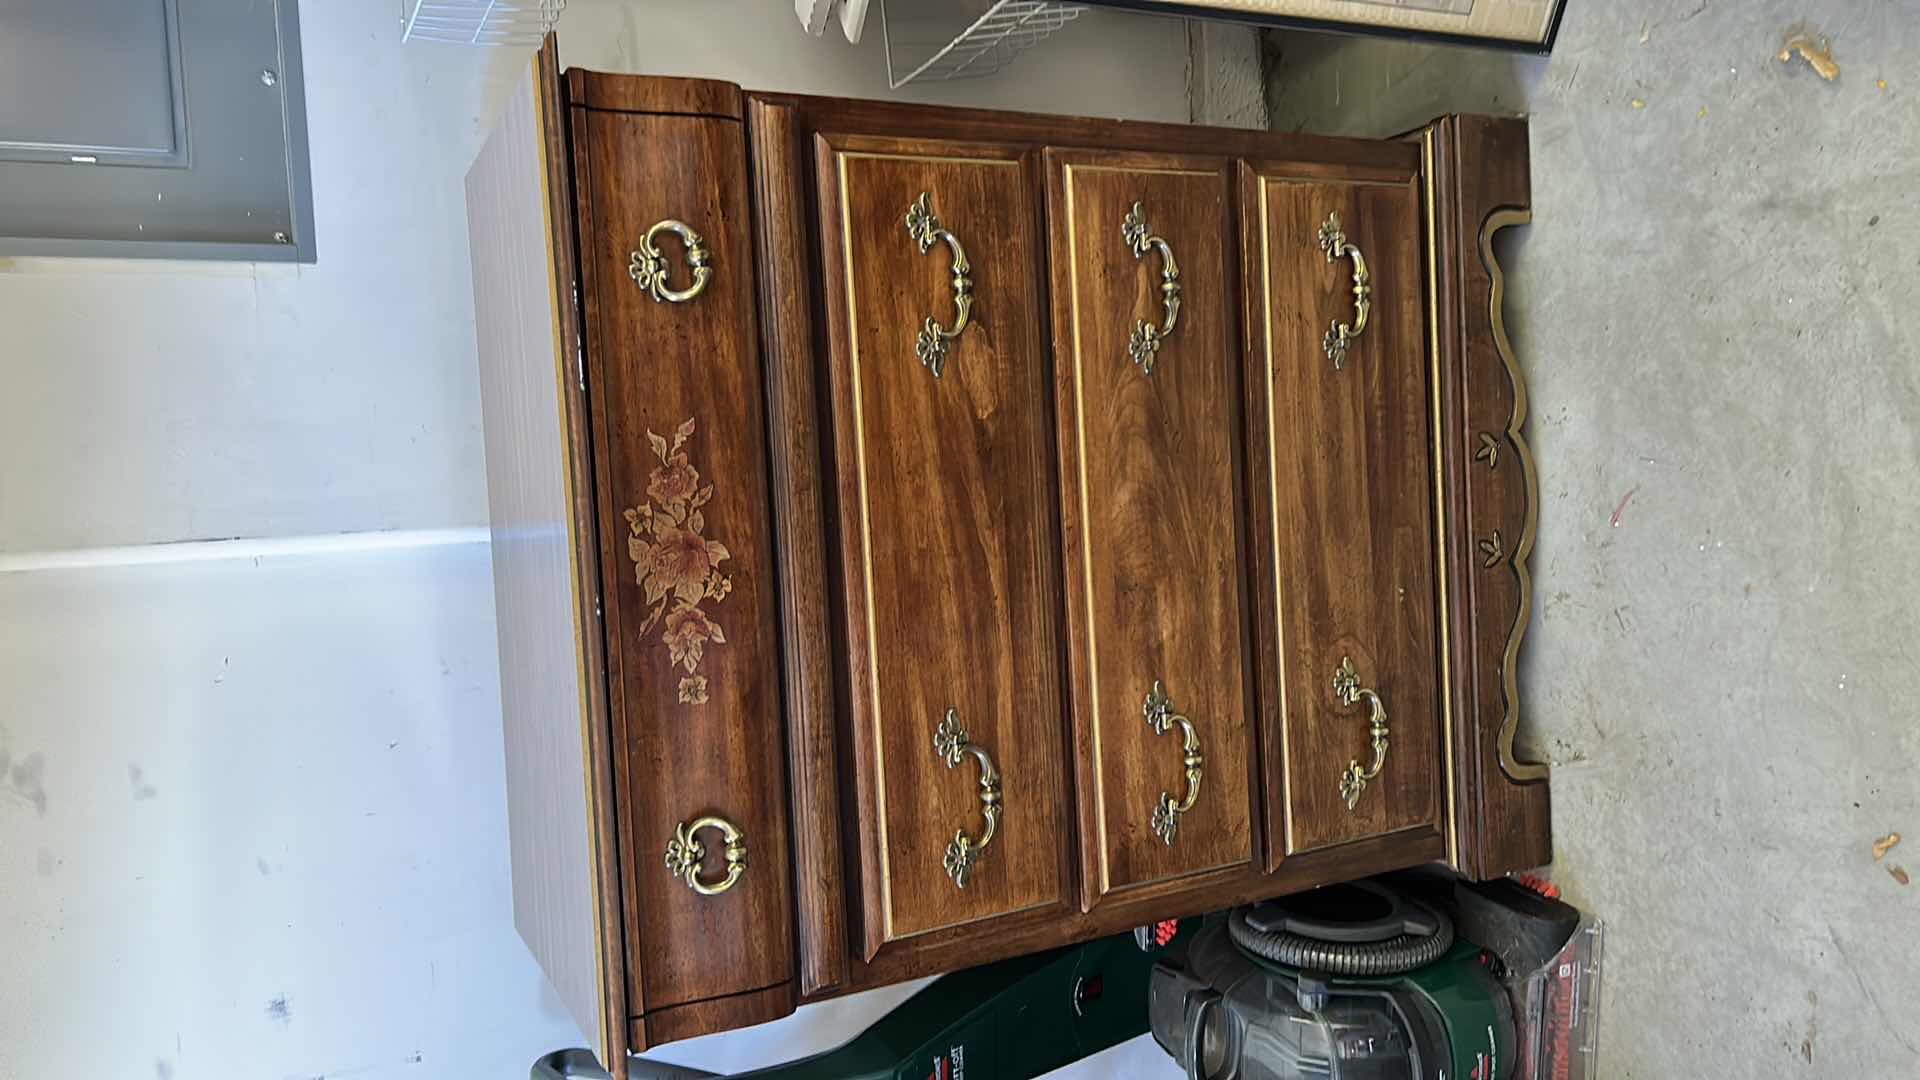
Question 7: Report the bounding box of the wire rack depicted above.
[881,0,1087,88]
[401,0,566,45]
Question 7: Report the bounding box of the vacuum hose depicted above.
[1227,902,1454,977]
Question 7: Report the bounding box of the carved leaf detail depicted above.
[1478,530,1506,568]
[1475,432,1500,469]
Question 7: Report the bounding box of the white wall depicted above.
[0,539,583,1080]
[0,1,1201,1076]
[0,2,1193,556]
[539,0,1193,118]
[0,14,502,552]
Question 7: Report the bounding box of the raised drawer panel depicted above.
[1242,163,1445,861]
[814,134,1073,959]
[571,104,794,1017]
[1044,150,1258,906]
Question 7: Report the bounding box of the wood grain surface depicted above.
[467,46,627,1074]
[753,90,1421,177]
[814,133,1073,960]
[572,103,795,1022]
[567,68,743,120]
[1241,161,1445,862]
[1043,150,1260,909]
[1423,115,1552,879]
[819,818,1442,996]
[746,98,851,996]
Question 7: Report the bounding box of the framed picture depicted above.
[1080,0,1569,53]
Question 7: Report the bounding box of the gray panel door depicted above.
[0,0,316,261]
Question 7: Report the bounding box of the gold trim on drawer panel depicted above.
[1423,128,1461,869]
[832,149,1023,940]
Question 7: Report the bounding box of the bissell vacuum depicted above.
[1153,880,1508,1079]
[536,873,1600,1080]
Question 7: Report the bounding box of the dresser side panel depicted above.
[466,52,624,1071]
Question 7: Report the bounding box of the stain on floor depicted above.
[128,763,158,801]
[4,750,47,815]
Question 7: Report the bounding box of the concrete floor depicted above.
[1266,3,1919,1077]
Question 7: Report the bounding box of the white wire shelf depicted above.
[401,0,566,46]
[881,0,1087,88]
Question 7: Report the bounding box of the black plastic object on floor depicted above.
[1446,875,1581,979]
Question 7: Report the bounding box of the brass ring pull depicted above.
[629,219,713,304]
[932,709,1000,888]
[663,814,747,896]
[904,193,974,378]
[1121,202,1182,374]
[1317,212,1371,370]
[1332,657,1390,811]
[1143,681,1203,846]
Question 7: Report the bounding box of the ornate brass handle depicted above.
[1317,212,1371,370]
[1121,202,1182,374]
[1332,657,1390,811]
[904,193,974,378]
[663,814,747,896]
[932,709,1000,888]
[629,219,713,304]
[1143,681,1203,845]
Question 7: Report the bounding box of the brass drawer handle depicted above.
[1121,201,1182,374]
[1317,212,1371,370]
[904,193,974,378]
[1332,657,1390,811]
[663,814,747,896]
[932,708,1000,888]
[1143,681,1203,845]
[629,219,713,304]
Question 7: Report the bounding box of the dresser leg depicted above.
[1422,115,1553,881]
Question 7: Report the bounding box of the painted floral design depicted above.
[625,418,730,706]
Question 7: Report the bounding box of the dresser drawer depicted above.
[1241,161,1446,861]
[813,134,1074,960]
[570,100,794,1021]
[1044,149,1258,907]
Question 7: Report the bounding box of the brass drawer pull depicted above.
[1317,212,1371,370]
[629,219,713,304]
[1121,201,1182,374]
[1332,657,1390,810]
[663,814,747,896]
[904,192,974,378]
[1143,681,1203,845]
[932,709,1000,888]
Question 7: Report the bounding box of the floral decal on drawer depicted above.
[624,418,732,706]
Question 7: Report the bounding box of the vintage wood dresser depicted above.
[466,40,1551,1076]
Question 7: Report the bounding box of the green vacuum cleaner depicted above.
[1150,881,1513,1079]
[535,874,1596,1080]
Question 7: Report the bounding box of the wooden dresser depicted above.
[466,41,1550,1076]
